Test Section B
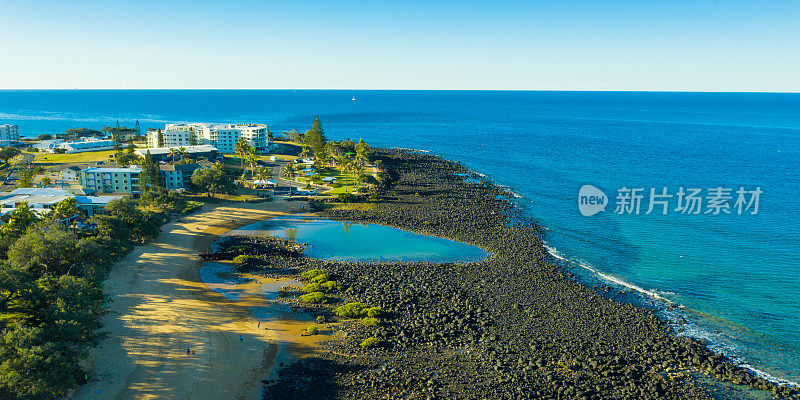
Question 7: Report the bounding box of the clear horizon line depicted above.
[1,88,799,94]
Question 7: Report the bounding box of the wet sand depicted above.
[72,199,314,400]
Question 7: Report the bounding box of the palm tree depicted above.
[51,197,80,224]
[254,166,272,196]
[235,139,253,169]
[169,148,179,163]
[244,153,259,178]
[38,176,51,186]
[282,163,296,179]
[178,146,187,161]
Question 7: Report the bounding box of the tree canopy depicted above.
[191,163,233,197]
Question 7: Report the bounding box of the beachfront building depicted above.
[0,188,122,217]
[146,128,195,148]
[159,163,202,190]
[0,124,20,146]
[56,138,116,153]
[159,123,270,154]
[34,139,65,151]
[134,145,219,163]
[79,166,141,195]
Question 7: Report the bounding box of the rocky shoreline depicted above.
[258,149,797,399]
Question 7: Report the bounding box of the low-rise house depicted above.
[58,166,82,181]
[0,188,122,216]
[79,166,142,194]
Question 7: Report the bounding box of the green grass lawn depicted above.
[34,150,117,164]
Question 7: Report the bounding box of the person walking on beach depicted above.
[240,335,244,343]
[187,348,190,356]
[258,321,261,329]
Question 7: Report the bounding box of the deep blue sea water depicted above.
[1,90,798,384]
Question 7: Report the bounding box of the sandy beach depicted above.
[72,199,310,400]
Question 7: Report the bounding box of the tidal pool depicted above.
[227,215,486,263]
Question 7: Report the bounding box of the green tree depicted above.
[191,163,233,198]
[355,139,370,164]
[156,129,164,148]
[139,150,162,190]
[304,116,327,160]
[49,197,81,224]
[234,139,254,169]
[0,202,39,238]
[188,132,197,146]
[281,163,296,179]
[0,147,21,163]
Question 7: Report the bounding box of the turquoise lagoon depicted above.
[226,215,486,263]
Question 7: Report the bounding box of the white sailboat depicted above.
[351,93,356,101]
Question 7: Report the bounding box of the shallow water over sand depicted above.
[226,215,487,263]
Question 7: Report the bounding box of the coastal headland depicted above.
[257,149,797,399]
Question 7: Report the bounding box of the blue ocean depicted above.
[1,90,798,384]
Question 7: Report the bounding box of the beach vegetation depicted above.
[310,272,329,284]
[300,291,326,304]
[316,315,326,324]
[302,282,322,293]
[361,317,380,326]
[320,280,343,293]
[334,302,367,318]
[364,307,383,318]
[0,194,173,399]
[301,269,327,281]
[337,192,357,203]
[232,255,251,265]
[305,324,320,335]
[359,337,381,348]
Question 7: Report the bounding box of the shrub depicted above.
[364,307,383,318]
[316,315,326,324]
[300,291,325,304]
[302,282,322,293]
[337,192,356,203]
[320,280,343,293]
[310,272,329,284]
[362,317,380,326]
[360,337,381,348]
[335,302,366,318]
[305,324,320,335]
[232,255,251,264]
[301,269,327,281]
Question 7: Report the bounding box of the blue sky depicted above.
[1,0,798,91]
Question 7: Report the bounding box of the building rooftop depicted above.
[82,166,142,173]
[135,145,218,156]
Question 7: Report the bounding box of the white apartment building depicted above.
[155,123,270,154]
[146,128,195,148]
[0,124,20,146]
